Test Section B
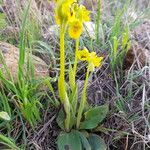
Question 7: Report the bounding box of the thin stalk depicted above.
[76,65,90,128]
[71,39,79,117]
[18,1,31,82]
[64,94,71,132]
[59,22,71,132]
[60,25,65,83]
[58,23,66,101]
[73,39,79,78]
[96,0,101,44]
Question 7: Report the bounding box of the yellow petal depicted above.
[92,56,103,67]
[88,52,103,69]
[77,48,89,61]
[78,48,103,70]
[68,19,83,39]
[77,5,90,22]
[55,0,76,24]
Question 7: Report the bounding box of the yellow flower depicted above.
[88,52,103,67]
[77,48,103,71]
[67,4,90,38]
[77,47,89,60]
[54,0,76,25]
[88,52,103,71]
[68,19,83,39]
[76,5,90,22]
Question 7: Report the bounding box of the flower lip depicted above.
[54,0,77,25]
[77,47,89,60]
[77,47,103,71]
[68,19,83,39]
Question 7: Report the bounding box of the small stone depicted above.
[0,42,49,83]
[124,42,150,70]
[83,21,96,39]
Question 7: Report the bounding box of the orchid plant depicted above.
[54,0,108,149]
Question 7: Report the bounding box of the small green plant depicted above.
[109,27,131,74]
[0,6,8,41]
[109,2,131,74]
[0,49,43,128]
[0,2,44,128]
[0,89,11,118]
[0,13,7,30]
[95,0,102,45]
[0,134,20,150]
[0,111,20,150]
[53,0,108,149]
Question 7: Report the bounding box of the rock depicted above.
[84,21,96,39]
[0,6,3,13]
[3,0,42,23]
[0,42,49,82]
[124,42,150,70]
[0,26,19,42]
[132,20,150,51]
[124,20,150,70]
[2,0,52,30]
[46,25,59,38]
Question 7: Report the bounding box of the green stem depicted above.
[71,39,79,119]
[60,24,65,84]
[70,39,79,92]
[58,23,66,101]
[96,0,101,44]
[59,22,71,132]
[64,93,71,132]
[73,39,79,78]
[76,65,90,128]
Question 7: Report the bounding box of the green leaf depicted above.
[56,109,65,130]
[57,130,82,150]
[0,111,10,121]
[0,13,7,29]
[45,78,60,107]
[79,132,91,150]
[69,63,75,92]
[0,134,20,150]
[88,134,107,150]
[69,86,78,114]
[56,109,76,130]
[80,105,108,129]
[34,41,55,59]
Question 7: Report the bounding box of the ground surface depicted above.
[0,0,150,150]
